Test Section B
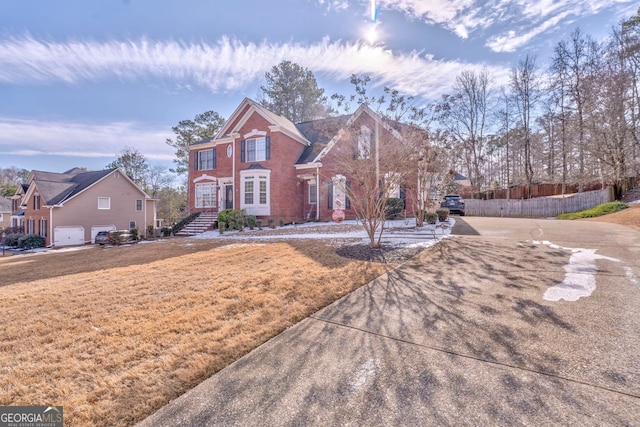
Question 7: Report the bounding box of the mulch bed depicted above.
[336,243,427,263]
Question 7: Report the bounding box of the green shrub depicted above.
[436,208,449,222]
[5,233,24,247]
[19,234,45,249]
[424,212,438,224]
[557,202,628,220]
[279,219,285,227]
[217,209,231,228]
[256,219,263,230]
[385,197,405,219]
[161,227,172,237]
[247,215,256,230]
[268,219,275,229]
[219,209,245,230]
[130,228,139,241]
[147,225,154,238]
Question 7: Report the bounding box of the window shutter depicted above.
[240,140,246,163]
[345,181,351,209]
[327,183,333,209]
[194,151,199,171]
[265,136,271,160]
[213,148,217,169]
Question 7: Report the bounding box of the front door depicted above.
[225,185,233,209]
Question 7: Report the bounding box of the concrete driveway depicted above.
[138,217,640,426]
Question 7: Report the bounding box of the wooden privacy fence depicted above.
[464,188,613,217]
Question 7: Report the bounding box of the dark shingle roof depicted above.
[30,168,116,205]
[294,115,350,164]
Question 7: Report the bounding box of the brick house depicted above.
[188,98,416,223]
[10,167,157,246]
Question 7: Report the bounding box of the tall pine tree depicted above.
[259,60,332,123]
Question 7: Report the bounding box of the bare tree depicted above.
[436,68,493,193]
[553,29,599,189]
[146,165,174,198]
[0,166,29,197]
[106,146,150,189]
[327,76,442,247]
[511,54,541,194]
[586,28,636,197]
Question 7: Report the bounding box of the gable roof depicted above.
[214,98,311,146]
[24,168,147,206]
[298,104,397,165]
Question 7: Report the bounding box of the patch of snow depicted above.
[535,241,621,302]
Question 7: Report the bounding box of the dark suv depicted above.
[440,195,465,215]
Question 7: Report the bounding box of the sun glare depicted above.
[366,24,378,44]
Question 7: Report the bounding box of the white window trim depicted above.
[243,129,267,139]
[198,149,216,170]
[358,125,372,159]
[385,172,401,199]
[135,199,143,211]
[240,169,271,216]
[98,197,111,210]
[332,174,347,210]
[246,137,267,162]
[195,182,217,209]
[309,181,317,205]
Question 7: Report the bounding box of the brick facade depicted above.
[189,98,415,224]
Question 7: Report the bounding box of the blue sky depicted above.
[0,0,636,174]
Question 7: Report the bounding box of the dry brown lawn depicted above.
[1,206,638,426]
[0,235,392,426]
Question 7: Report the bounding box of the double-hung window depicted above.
[240,170,270,215]
[198,149,216,170]
[135,199,143,211]
[246,138,266,162]
[241,136,270,162]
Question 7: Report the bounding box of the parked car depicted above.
[440,195,465,215]
[95,230,136,245]
[95,231,111,245]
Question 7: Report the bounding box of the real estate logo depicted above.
[0,406,63,427]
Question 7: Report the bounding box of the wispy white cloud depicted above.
[372,0,634,52]
[0,117,174,162]
[0,35,510,99]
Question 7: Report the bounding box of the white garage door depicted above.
[91,225,116,243]
[53,226,85,247]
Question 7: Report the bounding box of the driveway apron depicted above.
[138,217,640,426]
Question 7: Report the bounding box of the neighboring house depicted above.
[0,197,11,229]
[188,97,417,223]
[10,167,157,247]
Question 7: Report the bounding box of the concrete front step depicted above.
[175,213,218,236]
